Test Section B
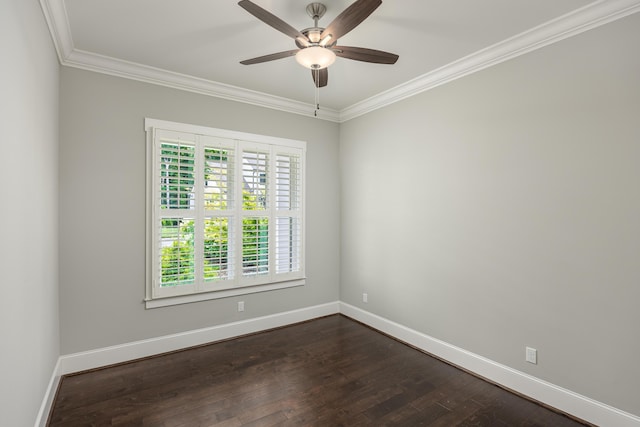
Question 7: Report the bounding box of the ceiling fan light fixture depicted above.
[308,29,322,43]
[319,34,333,47]
[295,36,310,48]
[295,46,336,69]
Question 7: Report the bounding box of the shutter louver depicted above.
[276,154,300,210]
[241,149,270,277]
[276,217,301,273]
[204,217,233,281]
[204,147,234,210]
[159,143,195,209]
[242,150,268,211]
[158,218,195,287]
[242,217,269,276]
[157,139,196,288]
[203,144,235,282]
[275,153,302,274]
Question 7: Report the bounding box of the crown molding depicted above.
[340,0,640,122]
[63,48,341,122]
[39,0,74,60]
[40,0,640,124]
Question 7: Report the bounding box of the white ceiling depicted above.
[41,0,640,121]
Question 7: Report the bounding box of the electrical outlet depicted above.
[363,293,368,303]
[238,301,245,312]
[526,347,537,364]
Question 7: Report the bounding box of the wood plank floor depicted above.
[48,315,589,426]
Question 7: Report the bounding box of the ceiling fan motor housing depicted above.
[296,3,334,48]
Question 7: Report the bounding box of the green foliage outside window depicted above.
[160,219,194,286]
[204,218,229,280]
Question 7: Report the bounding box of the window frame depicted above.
[145,118,306,309]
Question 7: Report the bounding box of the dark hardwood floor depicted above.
[49,315,589,426]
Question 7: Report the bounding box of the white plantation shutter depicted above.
[240,147,270,279]
[204,145,235,211]
[242,149,269,211]
[201,136,236,285]
[241,216,269,276]
[155,130,197,293]
[275,152,302,275]
[159,141,196,210]
[276,217,301,273]
[147,119,305,305]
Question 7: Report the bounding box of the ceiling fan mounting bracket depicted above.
[306,3,327,22]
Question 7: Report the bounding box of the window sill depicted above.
[145,278,305,309]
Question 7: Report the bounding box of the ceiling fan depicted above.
[238,0,399,89]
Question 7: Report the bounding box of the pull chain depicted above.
[314,68,320,117]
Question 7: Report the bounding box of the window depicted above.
[145,119,305,308]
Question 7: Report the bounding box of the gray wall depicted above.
[59,68,341,354]
[0,0,60,425]
[340,13,640,416]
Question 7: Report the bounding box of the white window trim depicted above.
[144,118,306,309]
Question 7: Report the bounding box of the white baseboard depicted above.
[58,301,339,375]
[35,358,60,427]
[37,302,339,426]
[339,302,640,427]
[40,301,639,427]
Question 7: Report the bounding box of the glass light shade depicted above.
[295,46,336,69]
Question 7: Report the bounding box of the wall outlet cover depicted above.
[526,347,537,364]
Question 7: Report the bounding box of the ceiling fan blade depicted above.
[240,49,299,65]
[333,46,398,64]
[312,68,328,88]
[320,0,382,42]
[238,0,308,43]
